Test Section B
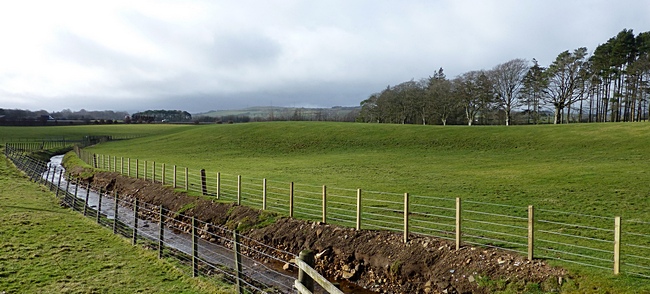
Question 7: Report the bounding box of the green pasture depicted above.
[0,155,233,293]
[0,124,190,144]
[4,121,650,292]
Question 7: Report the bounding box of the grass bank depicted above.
[0,156,234,293]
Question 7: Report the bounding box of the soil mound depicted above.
[67,166,567,293]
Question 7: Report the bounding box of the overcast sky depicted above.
[0,0,648,114]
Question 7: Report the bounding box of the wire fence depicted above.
[4,146,305,294]
[74,149,650,279]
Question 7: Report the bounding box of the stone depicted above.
[282,263,291,271]
[468,275,475,283]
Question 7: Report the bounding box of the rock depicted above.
[465,258,472,264]
[497,257,507,264]
[282,263,291,271]
[315,248,329,259]
[468,275,475,283]
[342,269,356,279]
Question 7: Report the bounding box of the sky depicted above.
[0,0,648,114]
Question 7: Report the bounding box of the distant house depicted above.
[40,115,54,120]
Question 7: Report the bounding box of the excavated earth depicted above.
[66,165,568,294]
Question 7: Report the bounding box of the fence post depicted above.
[132,198,139,245]
[113,156,116,172]
[322,185,327,223]
[97,188,103,224]
[289,182,294,218]
[216,172,220,199]
[237,175,241,205]
[152,162,156,183]
[404,193,409,243]
[262,178,267,210]
[159,206,165,259]
[356,189,362,230]
[233,230,244,294]
[44,165,51,187]
[192,216,198,277]
[143,161,147,181]
[528,205,534,261]
[72,178,80,210]
[201,169,207,195]
[55,168,63,198]
[127,158,131,177]
[298,250,315,292]
[113,191,119,235]
[614,216,621,275]
[173,165,177,188]
[456,197,461,251]
[184,167,188,191]
[135,159,139,179]
[83,183,90,216]
[120,157,124,175]
[49,166,56,190]
[64,173,71,206]
[162,163,166,185]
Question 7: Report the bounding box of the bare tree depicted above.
[490,58,529,125]
[453,70,494,125]
[544,47,589,124]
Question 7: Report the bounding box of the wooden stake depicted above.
[456,197,461,251]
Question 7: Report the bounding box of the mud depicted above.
[66,164,567,294]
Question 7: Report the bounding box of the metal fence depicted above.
[81,149,650,279]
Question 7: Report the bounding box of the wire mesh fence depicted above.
[68,149,650,279]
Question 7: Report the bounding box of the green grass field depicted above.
[3,122,650,292]
[0,155,234,293]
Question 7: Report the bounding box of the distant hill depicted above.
[194,106,360,122]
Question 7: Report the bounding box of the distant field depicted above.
[0,153,232,293]
[81,122,650,219]
[0,124,190,144]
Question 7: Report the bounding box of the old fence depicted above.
[4,147,307,294]
[78,149,650,279]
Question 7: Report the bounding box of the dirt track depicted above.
[66,164,567,293]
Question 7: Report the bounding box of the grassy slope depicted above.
[0,124,190,144]
[86,122,650,220]
[0,157,234,293]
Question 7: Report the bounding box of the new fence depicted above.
[4,147,306,294]
[80,149,650,279]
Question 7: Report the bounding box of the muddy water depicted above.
[43,155,376,294]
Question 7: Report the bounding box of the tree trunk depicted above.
[554,106,561,124]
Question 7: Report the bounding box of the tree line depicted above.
[357,29,650,125]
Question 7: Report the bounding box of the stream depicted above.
[43,155,299,293]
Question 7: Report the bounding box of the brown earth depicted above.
[66,165,568,294]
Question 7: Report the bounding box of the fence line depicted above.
[68,149,650,279]
[4,146,309,294]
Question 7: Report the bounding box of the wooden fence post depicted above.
[298,250,315,292]
[528,205,534,261]
[237,175,241,205]
[262,178,267,210]
[356,189,362,230]
[201,169,207,195]
[72,178,79,210]
[192,217,198,277]
[159,206,165,259]
[614,216,621,275]
[120,157,123,175]
[64,173,71,206]
[404,193,409,243]
[97,188,103,224]
[132,198,139,245]
[322,185,327,223]
[55,170,63,198]
[233,230,244,294]
[143,161,147,181]
[127,158,131,177]
[184,167,188,191]
[113,156,116,172]
[173,165,177,188]
[152,162,156,183]
[289,182,294,218]
[113,191,119,235]
[83,183,90,216]
[135,159,139,179]
[161,163,166,185]
[456,197,461,251]
[216,172,220,199]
